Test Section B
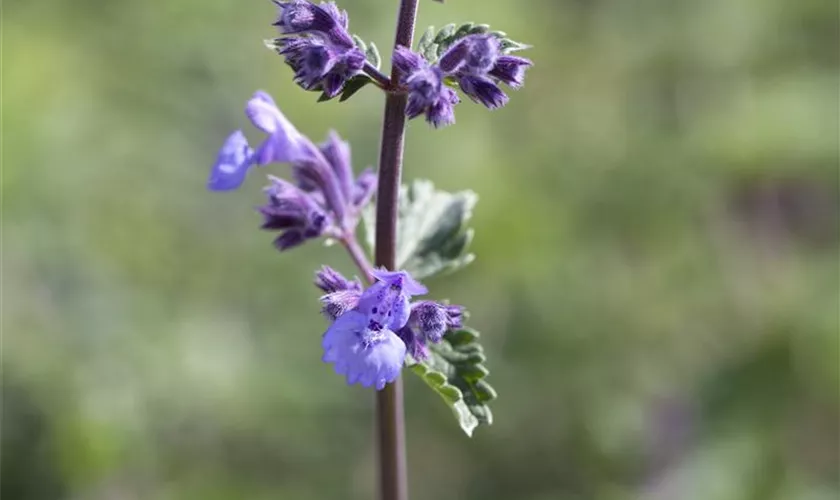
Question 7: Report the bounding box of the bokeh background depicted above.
[4,0,839,499]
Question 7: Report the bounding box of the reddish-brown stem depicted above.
[371,0,419,498]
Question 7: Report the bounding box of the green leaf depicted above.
[352,34,367,53]
[363,179,477,280]
[417,26,439,63]
[365,42,382,70]
[416,23,531,63]
[432,24,457,44]
[408,327,496,436]
[317,75,374,103]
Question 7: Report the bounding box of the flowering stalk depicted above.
[372,0,420,498]
[207,1,531,497]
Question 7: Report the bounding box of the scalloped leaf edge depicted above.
[416,22,531,64]
[407,327,496,436]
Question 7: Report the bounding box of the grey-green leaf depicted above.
[417,26,437,58]
[317,75,374,103]
[424,22,531,59]
[408,327,496,436]
[363,179,477,280]
[352,34,367,53]
[365,42,382,70]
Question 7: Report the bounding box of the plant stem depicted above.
[373,0,419,499]
[341,235,374,283]
[363,62,393,90]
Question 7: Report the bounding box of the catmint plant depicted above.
[207,0,531,498]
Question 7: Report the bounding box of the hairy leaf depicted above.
[365,42,382,70]
[363,179,477,280]
[416,23,531,64]
[407,327,496,436]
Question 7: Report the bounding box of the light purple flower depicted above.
[208,91,311,192]
[322,310,407,390]
[321,268,428,390]
[246,90,313,166]
[209,91,377,249]
[207,130,255,191]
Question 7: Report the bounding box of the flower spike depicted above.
[209,91,377,250]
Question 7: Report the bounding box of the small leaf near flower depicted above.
[365,42,382,70]
[318,74,374,103]
[416,23,531,64]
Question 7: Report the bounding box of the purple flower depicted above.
[315,265,362,293]
[258,176,331,250]
[321,268,428,390]
[245,90,312,166]
[316,266,363,320]
[352,167,377,207]
[271,1,366,98]
[397,302,465,361]
[273,0,352,47]
[439,35,500,76]
[489,55,532,89]
[209,91,377,250]
[392,34,532,125]
[207,130,255,191]
[208,91,311,192]
[444,304,465,330]
[439,34,530,110]
[457,75,509,109]
[321,289,362,320]
[393,46,459,128]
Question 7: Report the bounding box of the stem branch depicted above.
[341,235,374,283]
[363,62,393,90]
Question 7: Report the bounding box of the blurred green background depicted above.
[4,0,839,499]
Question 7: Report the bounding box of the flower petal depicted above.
[322,311,406,389]
[246,91,312,165]
[489,55,532,89]
[352,167,377,208]
[370,269,428,296]
[393,46,427,75]
[320,131,354,200]
[315,266,362,293]
[320,289,362,320]
[458,75,509,109]
[207,130,254,191]
[245,91,282,134]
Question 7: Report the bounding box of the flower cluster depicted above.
[317,266,463,389]
[393,34,532,127]
[271,0,366,98]
[208,90,375,250]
